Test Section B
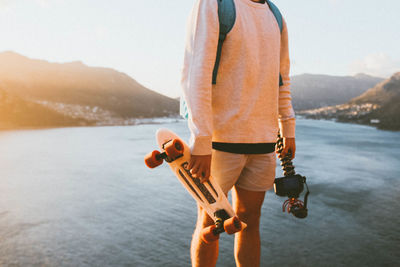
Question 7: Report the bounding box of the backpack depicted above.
[180,0,284,119]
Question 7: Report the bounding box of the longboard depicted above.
[145,128,246,243]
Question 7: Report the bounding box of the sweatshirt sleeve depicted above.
[278,18,296,138]
[181,0,219,155]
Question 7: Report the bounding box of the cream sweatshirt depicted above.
[181,0,296,155]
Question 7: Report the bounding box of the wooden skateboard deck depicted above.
[145,128,246,242]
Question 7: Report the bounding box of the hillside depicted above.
[0,51,179,129]
[299,72,400,131]
[291,73,384,110]
[0,89,90,129]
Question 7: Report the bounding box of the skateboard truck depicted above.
[274,132,310,219]
[145,139,184,168]
[201,210,243,243]
[213,210,230,235]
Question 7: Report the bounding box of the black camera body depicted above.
[274,174,306,198]
[274,174,309,219]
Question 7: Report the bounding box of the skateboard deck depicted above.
[145,128,246,242]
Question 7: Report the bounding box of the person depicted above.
[181,0,296,266]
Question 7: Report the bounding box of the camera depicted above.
[274,131,310,219]
[274,174,305,198]
[274,174,309,219]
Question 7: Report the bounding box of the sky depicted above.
[0,0,399,98]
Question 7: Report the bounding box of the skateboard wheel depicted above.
[200,225,220,244]
[164,139,184,160]
[144,150,163,168]
[224,216,242,235]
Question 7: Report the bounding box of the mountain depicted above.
[0,51,179,129]
[0,89,90,129]
[291,73,384,110]
[352,73,400,104]
[299,72,400,131]
[350,72,400,130]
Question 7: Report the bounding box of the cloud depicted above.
[328,0,342,6]
[0,0,11,8]
[349,53,400,78]
[0,0,52,9]
[35,0,50,8]
[95,27,109,40]
[0,0,13,13]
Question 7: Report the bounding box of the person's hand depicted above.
[188,154,211,183]
[278,137,296,160]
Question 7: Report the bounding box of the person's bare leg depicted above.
[232,186,266,267]
[191,205,219,267]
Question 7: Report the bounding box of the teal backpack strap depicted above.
[266,0,283,33]
[212,0,236,84]
[266,0,284,86]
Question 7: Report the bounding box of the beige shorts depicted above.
[211,150,276,194]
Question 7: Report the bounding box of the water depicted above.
[0,119,399,267]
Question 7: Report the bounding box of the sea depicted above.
[0,118,399,267]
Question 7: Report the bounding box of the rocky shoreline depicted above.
[298,103,399,131]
